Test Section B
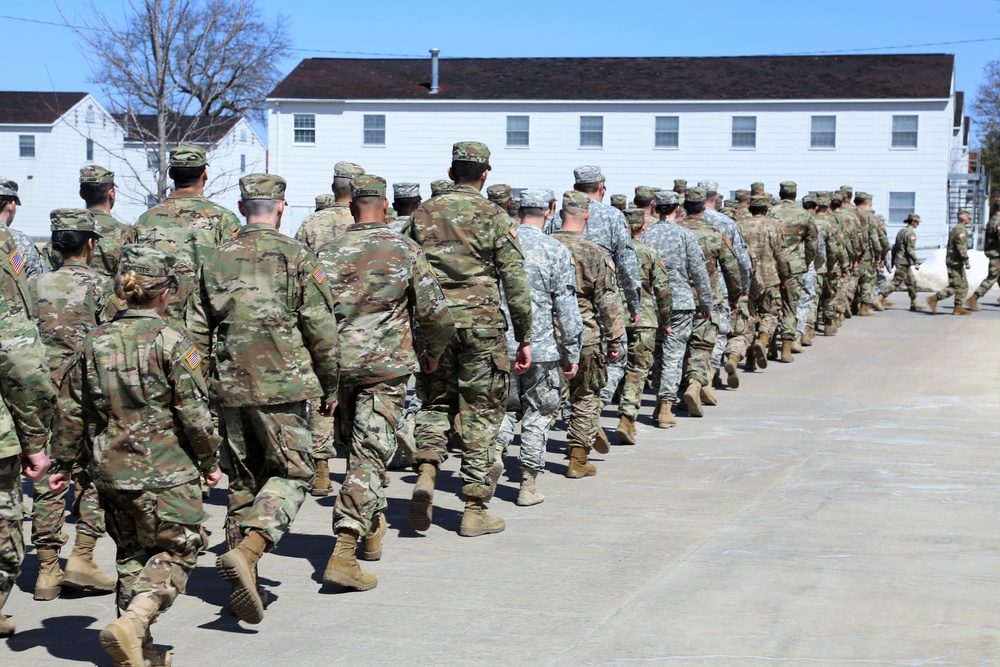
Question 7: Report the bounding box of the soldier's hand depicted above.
[514,343,532,375]
[661,324,672,335]
[48,471,70,494]
[607,346,622,362]
[563,363,579,379]
[915,264,920,271]
[697,306,711,320]
[22,450,51,483]
[204,467,223,488]
[319,399,337,417]
[966,262,971,270]
[630,312,641,326]
[419,352,439,374]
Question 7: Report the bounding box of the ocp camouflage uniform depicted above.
[973,212,1000,298]
[294,203,354,251]
[739,212,792,348]
[703,207,752,370]
[932,219,970,305]
[855,206,882,307]
[0,225,34,315]
[817,210,850,327]
[8,227,45,280]
[770,197,818,340]
[44,210,132,278]
[882,223,919,300]
[552,231,625,452]
[797,211,825,334]
[837,201,864,314]
[317,218,454,538]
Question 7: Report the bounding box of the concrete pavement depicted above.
[3,294,1000,666]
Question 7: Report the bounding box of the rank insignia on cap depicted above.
[509,223,519,238]
[184,347,202,370]
[312,266,326,285]
[9,251,24,276]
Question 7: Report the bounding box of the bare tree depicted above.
[973,60,1000,189]
[63,0,289,201]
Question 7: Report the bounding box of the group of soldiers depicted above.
[1,138,999,666]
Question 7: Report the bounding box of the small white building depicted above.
[265,53,968,246]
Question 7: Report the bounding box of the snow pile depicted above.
[882,248,996,294]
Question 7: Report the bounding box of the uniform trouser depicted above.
[219,401,314,549]
[306,400,336,461]
[840,268,859,314]
[333,377,406,537]
[710,302,731,369]
[413,328,509,500]
[567,345,606,452]
[494,361,562,472]
[751,286,782,341]
[724,295,752,360]
[0,456,24,597]
[796,267,817,334]
[655,310,695,402]
[857,260,877,306]
[32,468,105,549]
[974,256,1000,297]
[599,333,628,405]
[779,274,804,340]
[98,480,205,614]
[808,272,825,329]
[881,265,918,301]
[683,310,719,388]
[619,328,656,419]
[822,272,843,322]
[874,265,887,297]
[934,265,969,303]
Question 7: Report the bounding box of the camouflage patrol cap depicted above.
[624,208,646,230]
[685,187,707,204]
[831,191,844,203]
[50,208,101,235]
[452,141,491,165]
[315,194,337,210]
[351,174,387,199]
[697,179,719,193]
[0,177,20,204]
[802,194,816,204]
[750,195,771,207]
[905,213,921,223]
[430,179,453,196]
[855,191,872,202]
[779,181,797,195]
[723,199,738,209]
[958,209,971,218]
[610,194,627,208]
[634,186,658,200]
[817,190,832,199]
[169,145,208,168]
[510,196,520,211]
[563,190,590,210]
[750,181,765,192]
[815,195,831,207]
[543,188,557,203]
[80,165,115,185]
[334,161,365,179]
[735,189,750,202]
[839,185,853,194]
[119,243,177,278]
[574,165,605,184]
[673,179,687,191]
[240,173,287,200]
[393,182,420,199]
[487,184,512,204]
[654,190,680,206]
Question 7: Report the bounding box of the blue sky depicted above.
[4,0,999,141]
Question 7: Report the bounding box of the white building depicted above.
[0,92,266,236]
[265,53,968,247]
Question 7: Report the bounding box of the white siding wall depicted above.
[268,98,954,246]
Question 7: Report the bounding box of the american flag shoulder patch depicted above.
[184,347,202,370]
[509,224,519,238]
[312,265,326,285]
[9,250,24,276]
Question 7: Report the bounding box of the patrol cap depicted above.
[487,184,512,204]
[697,179,719,193]
[840,184,853,193]
[240,173,287,200]
[452,141,491,165]
[430,179,452,196]
[351,174,387,199]
[610,194,627,207]
[723,199,737,209]
[50,208,101,235]
[518,190,549,208]
[169,145,207,168]
[750,181,765,192]
[509,196,520,211]
[315,194,337,210]
[543,188,557,203]
[802,194,816,205]
[905,213,921,223]
[685,187,707,204]
[119,243,177,278]
[831,191,844,203]
[958,208,971,218]
[634,186,658,200]
[815,195,831,207]
[673,179,687,190]
[817,190,832,199]
[855,191,872,202]
[80,165,115,185]
[654,190,680,206]
[0,177,20,204]
[779,181,797,195]
[393,182,420,199]
[624,208,646,230]
[562,190,590,210]
[574,165,605,184]
[334,161,365,179]
[735,189,750,202]
[750,195,771,207]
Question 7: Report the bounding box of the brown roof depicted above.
[269,54,955,102]
[116,114,240,144]
[0,92,88,124]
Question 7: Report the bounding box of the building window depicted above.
[19,135,35,158]
[731,116,756,148]
[506,116,529,147]
[147,150,160,171]
[888,192,916,224]
[86,138,94,161]
[240,154,246,174]
[580,116,603,147]
[240,130,248,143]
[891,115,918,148]
[293,114,316,144]
[810,116,836,148]
[85,106,95,124]
[654,116,679,148]
[363,115,385,146]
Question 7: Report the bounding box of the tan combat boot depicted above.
[516,468,545,507]
[712,368,725,389]
[700,383,718,407]
[656,400,676,428]
[926,294,938,313]
[216,530,267,624]
[360,513,387,562]
[592,426,611,454]
[825,320,839,335]
[780,341,795,363]
[63,534,116,594]
[310,459,333,497]
[953,304,972,316]
[614,415,636,445]
[724,354,740,388]
[408,462,436,531]
[458,498,505,537]
[802,325,815,346]
[99,592,157,667]
[142,629,173,667]
[34,548,62,601]
[682,381,704,417]
[964,294,982,311]
[909,300,926,311]
[566,446,597,478]
[323,530,378,591]
[791,334,804,353]
[873,294,886,311]
[0,589,15,637]
[754,332,770,369]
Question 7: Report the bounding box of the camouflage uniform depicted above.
[7,227,45,280]
[703,202,752,369]
[816,204,850,326]
[407,145,532,501]
[770,189,818,340]
[932,217,970,304]
[316,178,454,538]
[855,202,882,307]
[973,212,1000,298]
[0,225,33,315]
[739,207,792,346]
[188,174,340,549]
[882,218,920,301]
[295,203,355,251]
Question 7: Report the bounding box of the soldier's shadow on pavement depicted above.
[385,470,464,537]
[186,565,261,634]
[6,615,105,663]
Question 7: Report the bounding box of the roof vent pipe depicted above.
[430,48,440,94]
